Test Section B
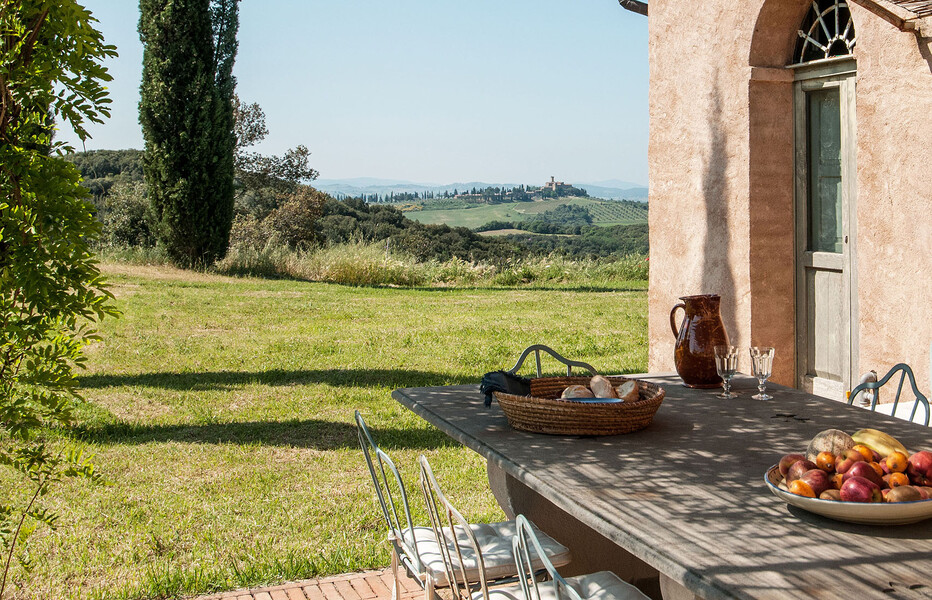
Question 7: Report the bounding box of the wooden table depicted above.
[392,374,932,600]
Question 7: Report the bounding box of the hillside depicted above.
[406,196,648,229]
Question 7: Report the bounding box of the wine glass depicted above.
[749,347,775,400]
[714,345,739,399]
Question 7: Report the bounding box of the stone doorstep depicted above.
[195,568,423,600]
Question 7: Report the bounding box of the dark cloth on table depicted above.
[479,371,531,407]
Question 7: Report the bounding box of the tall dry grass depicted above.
[211,240,648,287]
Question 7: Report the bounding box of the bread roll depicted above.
[589,375,617,399]
[561,384,595,399]
[615,380,640,402]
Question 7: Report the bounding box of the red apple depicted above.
[836,457,857,475]
[913,474,932,487]
[843,461,884,487]
[779,453,807,477]
[787,460,818,484]
[799,469,831,497]
[840,476,882,503]
[908,451,932,479]
[916,486,932,500]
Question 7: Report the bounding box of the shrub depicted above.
[98,181,155,248]
[266,187,326,249]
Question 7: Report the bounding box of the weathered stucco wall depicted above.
[648,0,932,393]
[648,0,758,381]
[850,7,932,394]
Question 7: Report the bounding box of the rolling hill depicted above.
[405,196,648,229]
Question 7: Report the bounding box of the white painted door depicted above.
[794,61,857,399]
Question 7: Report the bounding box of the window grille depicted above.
[794,0,857,64]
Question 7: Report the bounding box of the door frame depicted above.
[792,57,858,398]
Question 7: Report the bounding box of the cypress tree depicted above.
[207,0,238,261]
[139,0,238,268]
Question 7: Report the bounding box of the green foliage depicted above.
[317,198,522,263]
[227,187,327,255]
[138,0,238,268]
[97,181,155,248]
[65,149,144,202]
[0,1,118,595]
[540,183,588,198]
[508,222,649,258]
[522,204,593,233]
[233,96,320,220]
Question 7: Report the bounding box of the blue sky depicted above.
[63,0,649,185]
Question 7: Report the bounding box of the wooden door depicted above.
[794,61,857,399]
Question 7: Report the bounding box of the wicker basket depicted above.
[494,375,665,436]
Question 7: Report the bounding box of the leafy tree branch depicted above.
[0,2,118,596]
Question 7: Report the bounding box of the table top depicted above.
[392,374,932,600]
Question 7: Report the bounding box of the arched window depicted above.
[794,0,857,64]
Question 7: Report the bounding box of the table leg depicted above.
[659,573,702,600]
[487,459,663,600]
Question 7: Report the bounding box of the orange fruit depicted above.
[869,462,884,478]
[887,472,910,488]
[831,473,844,489]
[788,479,816,498]
[886,451,908,473]
[852,444,874,462]
[816,451,836,472]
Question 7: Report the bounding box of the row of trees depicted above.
[344,184,557,205]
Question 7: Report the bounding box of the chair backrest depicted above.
[355,410,423,574]
[847,364,931,426]
[507,344,598,378]
[512,514,580,600]
[418,454,490,600]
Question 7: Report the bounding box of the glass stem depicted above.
[758,380,766,395]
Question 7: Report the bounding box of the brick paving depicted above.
[196,567,423,600]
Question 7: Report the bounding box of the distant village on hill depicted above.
[313,177,648,203]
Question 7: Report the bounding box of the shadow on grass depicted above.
[74,418,458,450]
[77,368,477,391]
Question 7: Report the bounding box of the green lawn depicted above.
[405,196,648,229]
[2,263,648,600]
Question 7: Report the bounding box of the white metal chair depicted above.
[356,412,571,600]
[417,455,572,600]
[356,410,432,600]
[499,515,650,600]
[847,364,930,426]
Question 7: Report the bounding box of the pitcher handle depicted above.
[670,303,686,338]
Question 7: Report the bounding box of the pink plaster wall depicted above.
[648,1,756,380]
[849,7,932,394]
[647,0,932,394]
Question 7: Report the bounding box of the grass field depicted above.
[2,264,648,600]
[405,196,648,229]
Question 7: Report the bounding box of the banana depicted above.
[851,428,909,457]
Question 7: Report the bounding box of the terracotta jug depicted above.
[670,294,729,388]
